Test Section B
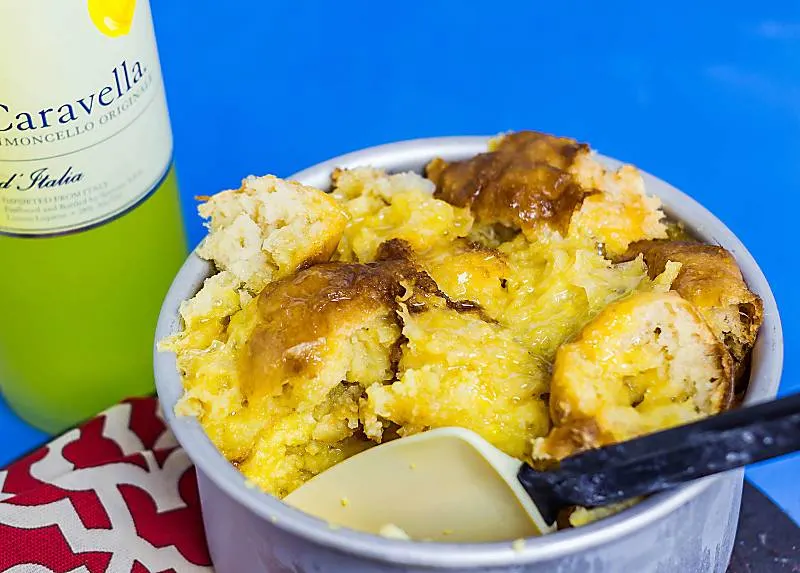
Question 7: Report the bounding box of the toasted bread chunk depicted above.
[568,162,667,256]
[197,175,347,295]
[534,291,733,460]
[240,259,432,402]
[161,175,348,355]
[427,131,666,255]
[176,256,447,496]
[618,240,763,376]
[427,131,589,236]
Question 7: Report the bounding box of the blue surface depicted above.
[1,0,798,523]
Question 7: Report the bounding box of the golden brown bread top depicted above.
[488,130,588,168]
[426,130,591,235]
[533,291,734,461]
[617,240,763,370]
[622,241,747,294]
[242,241,485,399]
[242,258,420,396]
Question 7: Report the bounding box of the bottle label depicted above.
[0,0,172,237]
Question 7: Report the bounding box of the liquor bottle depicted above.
[0,0,187,433]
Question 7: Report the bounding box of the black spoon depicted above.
[520,392,800,526]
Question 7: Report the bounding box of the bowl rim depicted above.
[154,136,784,568]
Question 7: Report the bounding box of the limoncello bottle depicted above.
[0,0,187,433]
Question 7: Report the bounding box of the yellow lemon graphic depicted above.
[88,0,137,37]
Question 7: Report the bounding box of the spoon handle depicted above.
[518,392,800,525]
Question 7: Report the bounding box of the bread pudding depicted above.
[161,131,763,521]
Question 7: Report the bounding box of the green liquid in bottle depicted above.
[0,169,187,433]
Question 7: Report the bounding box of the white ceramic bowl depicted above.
[154,137,783,573]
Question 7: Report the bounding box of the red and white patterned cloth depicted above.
[0,398,213,572]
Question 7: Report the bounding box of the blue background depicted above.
[1,0,798,524]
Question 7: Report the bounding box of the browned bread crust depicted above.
[617,240,763,378]
[426,131,591,235]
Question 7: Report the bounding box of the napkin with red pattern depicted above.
[0,397,213,572]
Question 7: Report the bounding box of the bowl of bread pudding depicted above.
[154,132,782,573]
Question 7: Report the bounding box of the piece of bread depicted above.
[426,130,667,255]
[495,233,680,361]
[533,291,733,460]
[362,299,550,459]
[197,174,348,296]
[568,161,667,256]
[161,175,348,355]
[164,270,247,354]
[331,167,473,262]
[617,240,764,378]
[426,131,589,237]
[239,259,430,402]
[186,253,448,497]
